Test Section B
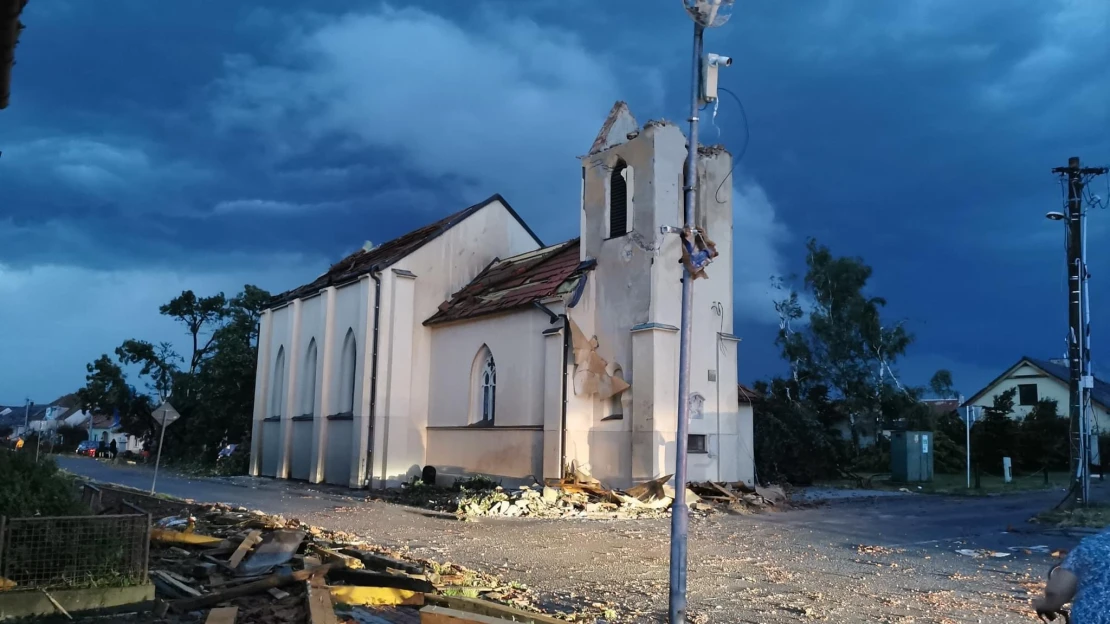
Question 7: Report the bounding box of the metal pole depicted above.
[22,399,28,436]
[966,406,971,489]
[668,20,703,624]
[150,410,168,495]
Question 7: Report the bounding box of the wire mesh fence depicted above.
[0,513,150,590]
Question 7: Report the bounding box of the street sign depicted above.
[152,401,181,428]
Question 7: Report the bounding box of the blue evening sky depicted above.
[1,0,1107,404]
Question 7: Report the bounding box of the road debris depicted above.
[955,549,1011,558]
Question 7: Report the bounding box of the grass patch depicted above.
[815,471,1072,496]
[1034,503,1110,528]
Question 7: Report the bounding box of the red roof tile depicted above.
[269,194,542,307]
[424,239,590,325]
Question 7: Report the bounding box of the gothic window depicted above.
[481,353,496,424]
[339,329,357,415]
[270,346,285,418]
[301,339,318,416]
[609,159,629,237]
[471,346,496,425]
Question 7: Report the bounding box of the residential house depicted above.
[249,102,752,489]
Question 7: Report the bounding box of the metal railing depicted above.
[0,513,150,590]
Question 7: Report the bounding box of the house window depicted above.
[688,434,708,454]
[480,353,497,424]
[270,346,286,418]
[1018,384,1039,406]
[609,160,629,238]
[301,339,318,417]
[338,329,357,415]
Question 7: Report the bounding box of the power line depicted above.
[713,86,749,204]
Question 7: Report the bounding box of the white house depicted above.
[962,356,1110,434]
[248,102,753,489]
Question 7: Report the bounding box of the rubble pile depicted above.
[90,492,576,624]
[456,467,790,520]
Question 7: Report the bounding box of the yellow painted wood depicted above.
[329,585,423,606]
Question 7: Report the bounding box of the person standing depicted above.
[109,438,117,460]
[1035,526,1110,622]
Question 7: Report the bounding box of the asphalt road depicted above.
[57,455,1102,623]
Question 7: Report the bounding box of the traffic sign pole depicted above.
[149,401,180,495]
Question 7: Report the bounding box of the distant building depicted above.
[249,102,752,489]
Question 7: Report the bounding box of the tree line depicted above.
[751,238,1071,485]
[73,285,270,469]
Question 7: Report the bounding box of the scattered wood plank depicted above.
[339,549,424,575]
[168,563,336,614]
[421,605,525,624]
[227,530,263,569]
[306,577,339,624]
[327,568,436,593]
[268,587,290,600]
[329,585,423,607]
[205,606,238,624]
[151,528,227,547]
[40,589,73,620]
[152,570,203,598]
[310,545,364,569]
[423,594,565,624]
[707,481,739,500]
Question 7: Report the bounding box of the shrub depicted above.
[0,451,85,517]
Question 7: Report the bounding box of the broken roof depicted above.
[424,239,591,326]
[587,101,638,156]
[269,194,542,307]
[0,0,27,110]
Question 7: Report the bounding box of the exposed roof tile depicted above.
[424,239,589,326]
[268,194,542,308]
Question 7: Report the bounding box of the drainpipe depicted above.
[367,266,382,488]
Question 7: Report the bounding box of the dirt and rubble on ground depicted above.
[83,484,618,624]
[372,465,791,521]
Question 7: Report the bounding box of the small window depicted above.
[609,160,628,237]
[339,329,357,414]
[1018,384,1038,406]
[688,434,708,454]
[270,346,286,418]
[301,339,318,417]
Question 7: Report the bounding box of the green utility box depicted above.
[890,430,934,483]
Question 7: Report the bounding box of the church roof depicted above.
[424,238,590,326]
[269,194,541,307]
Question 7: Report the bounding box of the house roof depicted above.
[921,398,961,415]
[424,239,590,326]
[269,194,542,308]
[0,0,27,110]
[738,383,762,405]
[962,356,1110,410]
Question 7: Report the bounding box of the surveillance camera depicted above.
[707,53,732,67]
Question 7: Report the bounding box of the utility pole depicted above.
[1052,157,1108,506]
[22,398,30,436]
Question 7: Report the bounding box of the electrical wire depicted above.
[713,86,750,204]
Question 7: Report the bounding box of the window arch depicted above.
[609,159,629,237]
[609,367,625,418]
[338,329,357,415]
[471,346,496,425]
[301,339,318,416]
[270,346,286,418]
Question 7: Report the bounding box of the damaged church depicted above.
[248,102,754,489]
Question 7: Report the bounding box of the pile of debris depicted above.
[457,467,789,519]
[101,497,581,624]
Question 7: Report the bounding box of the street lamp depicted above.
[1046,211,1066,221]
[670,2,733,624]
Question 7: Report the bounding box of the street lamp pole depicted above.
[670,3,733,623]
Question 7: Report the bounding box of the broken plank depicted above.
[329,585,423,607]
[421,605,530,624]
[310,545,364,569]
[423,594,565,624]
[151,528,226,547]
[169,564,337,614]
[706,481,739,500]
[339,549,423,575]
[205,607,238,624]
[152,570,203,598]
[227,530,263,569]
[306,578,339,624]
[328,568,436,593]
[268,587,290,600]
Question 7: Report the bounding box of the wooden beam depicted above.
[423,595,564,624]
[421,605,520,624]
[306,578,339,624]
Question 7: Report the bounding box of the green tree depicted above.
[929,369,956,399]
[159,290,229,374]
[774,239,913,448]
[971,388,1020,474]
[1019,398,1068,472]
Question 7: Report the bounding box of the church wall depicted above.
[371,199,542,487]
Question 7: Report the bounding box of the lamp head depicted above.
[1046,211,1066,221]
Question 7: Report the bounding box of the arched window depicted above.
[270,346,286,418]
[609,159,628,237]
[339,329,357,415]
[480,353,496,424]
[470,346,496,425]
[301,339,318,416]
